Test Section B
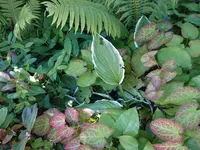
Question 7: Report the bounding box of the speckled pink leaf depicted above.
[65,137,81,150]
[152,76,162,89]
[162,59,176,71]
[65,108,79,123]
[153,141,188,150]
[163,71,177,83]
[165,87,200,105]
[146,90,164,102]
[47,128,62,144]
[79,145,94,150]
[57,126,75,139]
[175,102,200,130]
[150,118,183,142]
[50,113,66,128]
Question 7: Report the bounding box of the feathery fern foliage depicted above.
[43,0,127,38]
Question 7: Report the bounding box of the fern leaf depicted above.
[14,4,37,39]
[43,0,127,38]
[27,0,41,18]
[0,0,24,23]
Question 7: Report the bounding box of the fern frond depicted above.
[27,0,41,18]
[43,0,127,38]
[0,0,24,23]
[14,4,37,39]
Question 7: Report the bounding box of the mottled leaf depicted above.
[65,138,81,150]
[57,126,75,139]
[47,128,62,144]
[50,113,66,128]
[65,108,79,123]
[153,141,188,150]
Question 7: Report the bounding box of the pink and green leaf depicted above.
[57,126,75,139]
[65,108,79,123]
[50,113,66,128]
[47,128,62,144]
[150,118,183,142]
[65,137,81,150]
[153,141,188,150]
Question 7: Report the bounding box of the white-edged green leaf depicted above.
[91,35,125,86]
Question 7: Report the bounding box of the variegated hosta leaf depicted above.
[162,59,177,71]
[50,113,66,128]
[153,141,188,150]
[33,114,51,136]
[79,145,93,150]
[165,87,200,105]
[47,128,62,144]
[175,102,200,130]
[65,138,81,150]
[150,118,183,142]
[135,23,158,43]
[65,108,79,123]
[80,124,113,149]
[148,32,173,50]
[91,35,125,85]
[57,126,75,139]
[0,72,10,82]
[156,20,173,32]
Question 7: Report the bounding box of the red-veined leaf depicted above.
[65,108,79,123]
[65,137,81,150]
[50,113,66,128]
[57,126,75,139]
[153,141,188,150]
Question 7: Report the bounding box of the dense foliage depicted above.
[0,0,200,150]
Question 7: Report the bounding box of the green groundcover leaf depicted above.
[181,22,199,40]
[91,35,125,86]
[119,135,138,150]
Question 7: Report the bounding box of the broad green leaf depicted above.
[131,45,149,77]
[165,87,200,105]
[189,75,200,89]
[80,124,113,148]
[143,142,154,150]
[119,135,138,150]
[152,108,165,120]
[166,34,184,47]
[186,128,200,148]
[185,138,200,150]
[33,114,51,136]
[186,40,200,58]
[65,59,87,77]
[175,102,200,130]
[150,118,183,142]
[156,20,173,31]
[0,107,8,127]
[27,86,46,96]
[153,141,188,150]
[77,71,97,87]
[114,107,139,137]
[91,35,125,86]
[157,47,192,69]
[181,22,199,40]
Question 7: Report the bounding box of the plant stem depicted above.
[118,85,127,107]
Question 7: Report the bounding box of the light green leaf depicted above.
[119,135,138,150]
[91,35,125,86]
[143,142,154,150]
[114,107,139,137]
[157,46,192,69]
[181,22,199,40]
[189,75,200,89]
[65,59,87,77]
[186,40,200,58]
[77,71,97,87]
[27,86,46,96]
[0,107,8,127]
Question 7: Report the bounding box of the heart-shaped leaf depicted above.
[65,137,81,150]
[57,126,75,139]
[150,118,183,142]
[186,40,200,58]
[175,102,200,130]
[165,87,200,105]
[77,71,97,87]
[33,114,51,136]
[153,141,188,150]
[181,22,199,40]
[80,124,112,149]
[91,35,125,85]
[50,113,66,128]
[65,108,79,123]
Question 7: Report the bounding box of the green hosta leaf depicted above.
[80,124,113,149]
[175,102,200,130]
[135,23,157,43]
[33,114,51,136]
[153,141,188,150]
[186,40,200,58]
[165,87,200,105]
[47,128,62,144]
[65,107,79,123]
[91,35,125,86]
[131,45,149,77]
[189,75,200,89]
[65,59,87,77]
[119,135,138,150]
[0,107,8,127]
[157,47,192,69]
[181,22,199,40]
[50,113,66,128]
[148,32,173,50]
[77,71,97,87]
[143,142,154,150]
[166,34,184,47]
[114,107,139,137]
[156,20,173,32]
[0,72,10,82]
[150,118,183,142]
